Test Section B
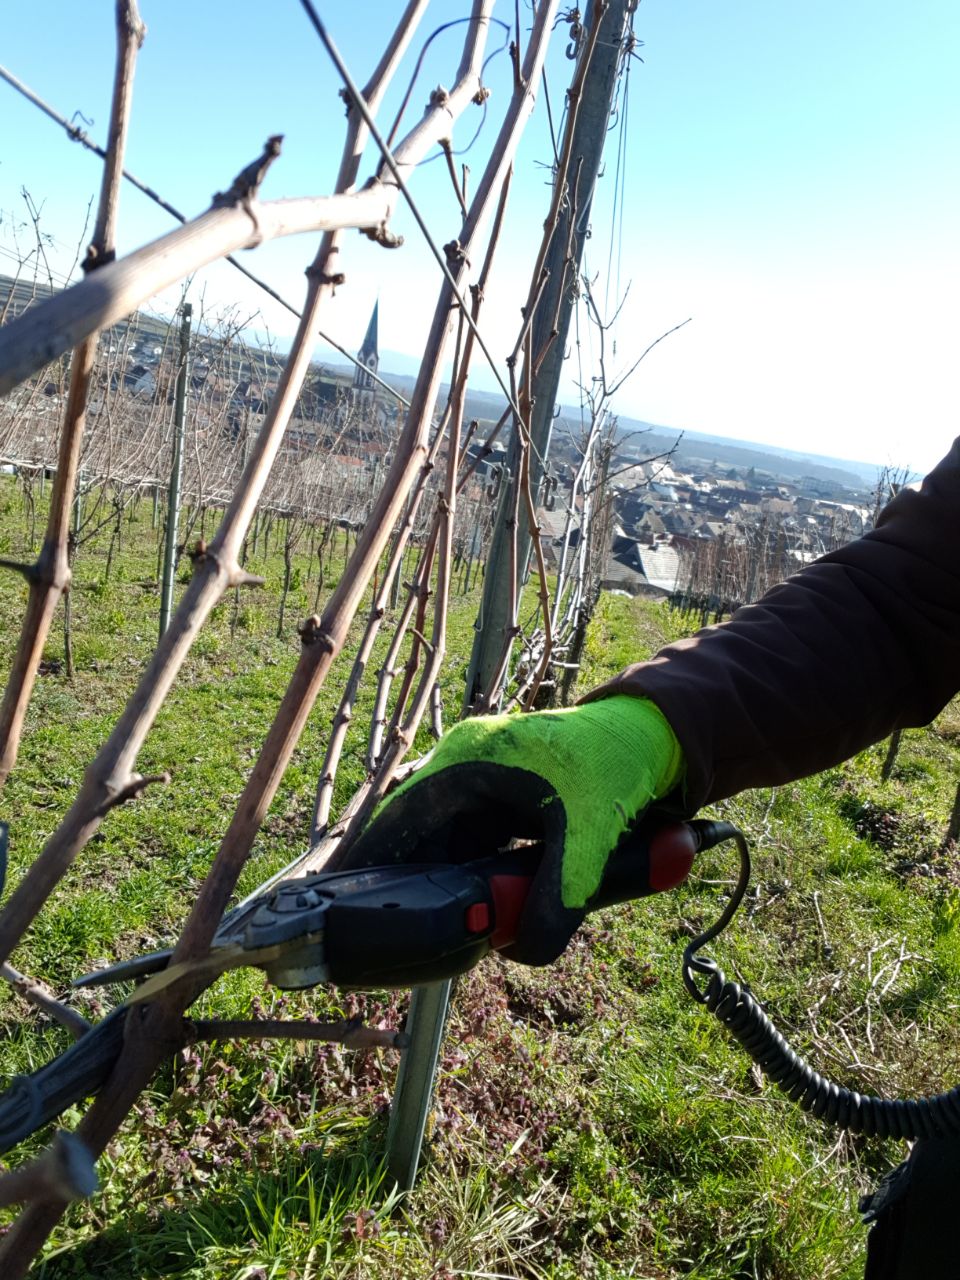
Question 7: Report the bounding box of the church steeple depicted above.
[353,300,379,391]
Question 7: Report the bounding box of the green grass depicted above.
[0,478,957,1278]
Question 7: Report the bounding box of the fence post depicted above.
[385,0,634,1191]
[158,301,192,637]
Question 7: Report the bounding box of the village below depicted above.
[0,272,885,625]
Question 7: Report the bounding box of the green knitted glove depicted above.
[342,696,684,964]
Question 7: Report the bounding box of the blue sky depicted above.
[2,1,958,475]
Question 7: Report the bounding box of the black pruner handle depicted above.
[454,820,739,962]
[589,818,739,912]
[454,820,740,962]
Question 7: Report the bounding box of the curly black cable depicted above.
[683,825,960,1141]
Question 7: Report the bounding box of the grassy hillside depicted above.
[0,479,957,1278]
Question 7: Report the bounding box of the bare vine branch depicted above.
[0,0,145,786]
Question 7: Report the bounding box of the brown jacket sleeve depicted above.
[584,437,960,813]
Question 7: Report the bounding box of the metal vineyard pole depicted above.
[386,0,636,1191]
[466,0,634,711]
[386,980,454,1188]
[158,301,192,637]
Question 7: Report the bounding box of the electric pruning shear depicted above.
[0,818,731,1153]
[5,815,956,1155]
[74,818,733,1000]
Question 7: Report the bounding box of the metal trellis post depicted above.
[158,301,192,637]
[385,0,635,1192]
[464,0,633,710]
[385,979,453,1189]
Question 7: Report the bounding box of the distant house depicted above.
[636,509,666,538]
[599,520,676,596]
[601,538,679,598]
[286,427,319,451]
[636,542,680,594]
[465,439,507,480]
[601,558,647,594]
[127,365,156,398]
[535,506,581,569]
[761,496,794,517]
[695,521,728,540]
[660,508,696,537]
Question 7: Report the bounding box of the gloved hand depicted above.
[341,695,685,964]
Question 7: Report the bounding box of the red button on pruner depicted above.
[465,902,491,934]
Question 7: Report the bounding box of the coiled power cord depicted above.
[682,822,960,1140]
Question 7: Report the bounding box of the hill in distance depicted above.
[606,418,880,491]
[350,355,881,492]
